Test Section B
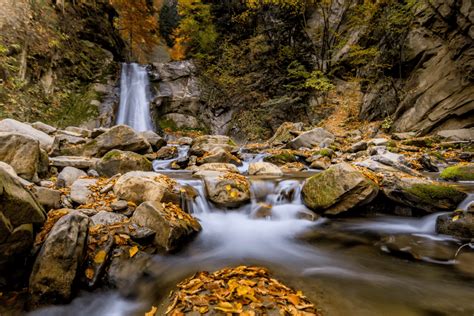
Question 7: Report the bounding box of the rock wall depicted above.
[359,0,473,134]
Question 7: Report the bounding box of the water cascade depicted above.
[116,63,154,132]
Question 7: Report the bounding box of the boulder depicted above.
[436,212,474,239]
[96,150,152,177]
[440,163,474,181]
[177,137,193,145]
[56,166,87,188]
[437,128,474,141]
[0,166,45,227]
[0,119,53,151]
[131,201,201,252]
[288,127,334,149]
[91,211,127,226]
[28,211,90,308]
[368,138,389,146]
[267,122,305,146]
[70,178,97,205]
[32,186,62,210]
[190,135,238,156]
[302,163,379,215]
[113,171,177,204]
[381,174,467,214]
[162,113,201,129]
[139,131,166,151]
[0,132,42,181]
[349,141,368,153]
[263,151,297,165]
[197,148,242,166]
[201,171,251,208]
[82,125,151,157]
[195,163,239,173]
[50,156,99,169]
[155,146,178,160]
[65,126,92,138]
[106,247,153,290]
[281,162,307,172]
[49,133,88,156]
[31,122,57,135]
[248,162,283,176]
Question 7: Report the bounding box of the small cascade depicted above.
[458,193,474,211]
[116,63,154,132]
[153,145,190,170]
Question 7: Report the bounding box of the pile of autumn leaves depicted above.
[165,266,321,316]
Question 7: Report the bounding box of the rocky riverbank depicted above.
[0,118,472,315]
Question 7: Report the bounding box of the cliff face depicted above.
[0,0,124,127]
[357,0,473,134]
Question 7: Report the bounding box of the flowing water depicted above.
[116,63,154,132]
[32,156,474,316]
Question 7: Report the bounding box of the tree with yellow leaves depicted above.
[110,0,159,63]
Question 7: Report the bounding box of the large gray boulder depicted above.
[288,127,334,149]
[96,150,152,177]
[139,130,166,151]
[56,166,87,188]
[113,171,177,204]
[49,133,88,157]
[302,163,379,215]
[49,156,99,169]
[82,125,151,157]
[29,211,90,308]
[70,178,97,205]
[131,201,201,252]
[436,128,474,141]
[0,132,43,181]
[31,122,57,135]
[248,162,283,176]
[0,119,53,151]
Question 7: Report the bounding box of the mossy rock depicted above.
[263,152,297,165]
[440,163,474,181]
[404,183,467,206]
[96,150,152,177]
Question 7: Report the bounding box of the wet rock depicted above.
[382,174,467,214]
[111,200,128,211]
[28,211,90,308]
[288,127,334,149]
[201,171,251,208]
[251,203,273,219]
[114,171,177,204]
[248,162,283,176]
[263,151,297,165]
[349,141,368,153]
[280,162,307,172]
[96,150,152,177]
[177,137,193,145]
[0,118,53,151]
[190,135,238,156]
[155,146,178,160]
[310,158,331,170]
[379,234,456,262]
[436,212,474,239]
[87,169,100,177]
[31,121,56,135]
[455,251,474,278]
[91,211,127,226]
[139,131,166,151]
[0,132,42,181]
[419,154,439,172]
[83,125,151,157]
[49,156,99,169]
[198,148,242,166]
[56,166,87,188]
[196,163,239,173]
[70,178,97,205]
[106,247,153,290]
[440,163,474,181]
[32,186,62,210]
[131,201,201,252]
[302,162,379,215]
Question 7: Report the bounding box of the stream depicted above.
[32,152,474,316]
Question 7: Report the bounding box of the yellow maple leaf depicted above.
[145,306,157,316]
[85,268,94,279]
[452,215,460,221]
[93,250,107,264]
[129,245,139,258]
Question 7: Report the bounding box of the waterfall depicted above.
[116,63,154,132]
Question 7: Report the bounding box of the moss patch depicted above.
[405,183,466,205]
[440,163,474,181]
[263,152,297,165]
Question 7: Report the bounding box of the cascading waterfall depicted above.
[116,63,154,132]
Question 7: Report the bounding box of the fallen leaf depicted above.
[129,245,139,258]
[145,306,157,316]
[93,250,107,264]
[452,215,460,221]
[85,268,94,279]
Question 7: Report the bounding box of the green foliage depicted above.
[304,70,334,93]
[440,164,474,181]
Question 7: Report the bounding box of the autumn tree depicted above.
[110,0,159,63]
